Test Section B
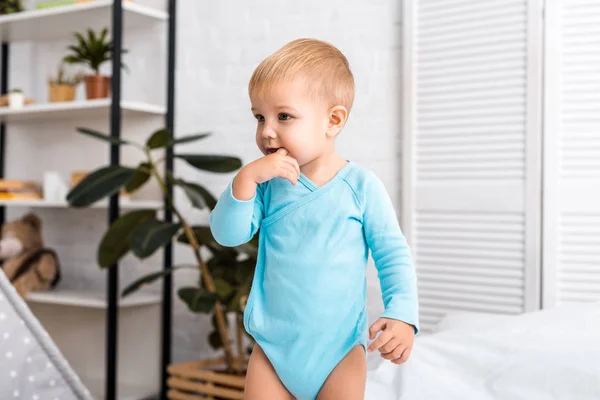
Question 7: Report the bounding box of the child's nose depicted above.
[261,122,277,139]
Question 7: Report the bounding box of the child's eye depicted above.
[278,113,292,121]
[254,114,265,122]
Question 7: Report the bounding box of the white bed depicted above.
[365,301,600,400]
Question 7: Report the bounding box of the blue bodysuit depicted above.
[209,161,419,400]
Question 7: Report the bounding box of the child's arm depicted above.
[362,175,420,334]
[209,148,300,247]
[208,173,265,247]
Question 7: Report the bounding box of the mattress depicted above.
[365,301,600,400]
[0,271,93,400]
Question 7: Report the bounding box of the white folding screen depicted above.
[402,0,543,331]
[543,0,600,308]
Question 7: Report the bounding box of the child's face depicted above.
[250,78,330,167]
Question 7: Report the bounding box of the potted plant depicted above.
[63,27,128,99]
[0,0,23,14]
[48,63,83,102]
[8,88,24,109]
[66,126,254,397]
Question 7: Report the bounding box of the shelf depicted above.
[0,198,162,209]
[0,99,165,122]
[25,288,161,309]
[85,376,158,400]
[0,1,167,42]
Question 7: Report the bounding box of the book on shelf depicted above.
[0,179,42,200]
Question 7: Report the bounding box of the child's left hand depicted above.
[367,318,415,364]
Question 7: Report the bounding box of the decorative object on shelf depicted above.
[0,179,42,200]
[48,63,83,103]
[0,213,61,297]
[0,0,24,14]
[63,27,128,99]
[43,171,69,202]
[65,126,252,395]
[7,88,25,109]
[0,94,34,107]
[70,170,89,188]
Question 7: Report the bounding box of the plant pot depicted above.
[167,356,247,400]
[84,74,111,99]
[48,83,76,102]
[8,92,24,109]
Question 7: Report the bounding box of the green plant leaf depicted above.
[177,226,223,252]
[125,162,151,193]
[74,32,87,51]
[208,330,222,349]
[130,219,181,258]
[176,180,217,210]
[97,210,155,268]
[233,259,255,284]
[76,127,131,146]
[178,287,219,313]
[99,27,108,46]
[146,128,172,149]
[67,45,86,59]
[87,28,96,47]
[213,278,234,300]
[168,133,211,146]
[63,55,82,64]
[207,250,238,272]
[121,265,195,297]
[66,165,137,207]
[228,282,250,312]
[175,155,242,173]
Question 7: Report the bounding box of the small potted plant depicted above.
[63,27,128,99]
[0,0,24,14]
[48,63,83,103]
[8,88,24,109]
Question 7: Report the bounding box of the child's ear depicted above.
[326,105,348,137]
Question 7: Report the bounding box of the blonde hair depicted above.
[249,38,355,112]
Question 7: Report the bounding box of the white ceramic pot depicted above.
[8,92,24,109]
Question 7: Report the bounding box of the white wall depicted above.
[4,0,403,364]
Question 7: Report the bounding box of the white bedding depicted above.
[365,302,600,400]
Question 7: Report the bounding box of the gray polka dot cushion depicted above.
[0,270,93,400]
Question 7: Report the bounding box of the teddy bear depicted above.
[0,212,61,297]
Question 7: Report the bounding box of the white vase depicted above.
[8,92,24,109]
[43,171,68,202]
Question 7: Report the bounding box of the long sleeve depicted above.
[362,176,420,334]
[209,179,264,247]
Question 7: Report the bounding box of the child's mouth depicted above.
[267,148,280,155]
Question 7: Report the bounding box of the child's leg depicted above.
[244,343,295,400]
[317,345,366,400]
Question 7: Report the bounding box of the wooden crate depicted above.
[167,357,247,400]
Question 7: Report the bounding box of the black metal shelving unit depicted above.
[0,1,177,399]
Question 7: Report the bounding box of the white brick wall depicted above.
[3,0,402,364]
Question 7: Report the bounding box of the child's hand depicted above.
[247,148,300,185]
[232,148,300,200]
[367,318,415,364]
